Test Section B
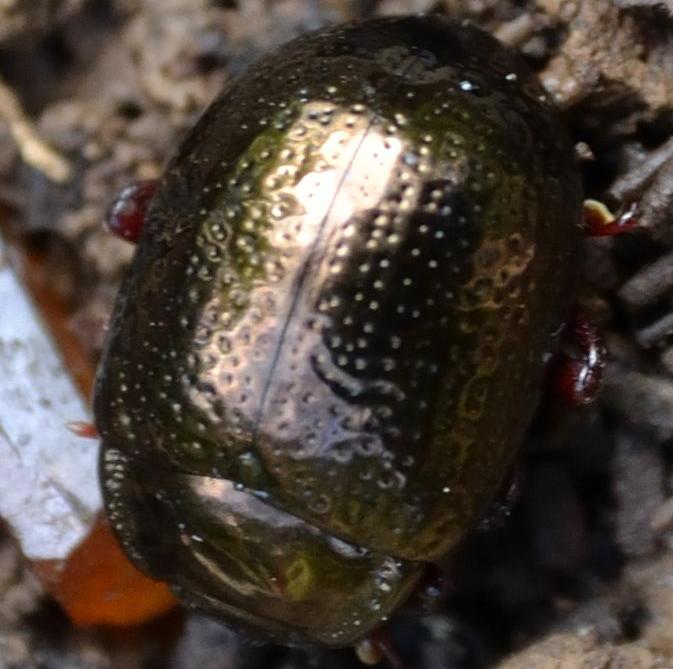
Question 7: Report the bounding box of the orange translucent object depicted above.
[34,516,177,626]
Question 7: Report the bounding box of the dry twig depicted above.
[0,76,72,183]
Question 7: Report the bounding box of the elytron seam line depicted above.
[248,112,379,448]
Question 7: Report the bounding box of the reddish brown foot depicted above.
[106,180,158,243]
[583,199,638,237]
[66,421,99,439]
[550,316,606,407]
[552,198,635,406]
[355,630,406,668]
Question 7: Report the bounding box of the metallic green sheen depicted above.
[95,16,583,646]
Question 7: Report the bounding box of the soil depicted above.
[1,1,673,668]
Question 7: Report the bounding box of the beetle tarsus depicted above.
[355,632,407,669]
[583,199,638,237]
[66,421,99,439]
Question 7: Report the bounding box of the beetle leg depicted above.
[403,564,451,615]
[549,315,606,407]
[356,567,451,665]
[355,630,406,669]
[476,462,521,533]
[105,180,158,243]
[583,199,638,237]
[66,421,99,439]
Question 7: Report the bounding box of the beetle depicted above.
[94,14,633,663]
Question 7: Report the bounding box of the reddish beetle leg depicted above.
[356,629,406,669]
[583,199,638,237]
[355,565,450,667]
[66,421,99,439]
[548,198,638,407]
[550,316,607,407]
[106,180,158,243]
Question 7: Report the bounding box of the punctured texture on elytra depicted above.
[95,16,583,646]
